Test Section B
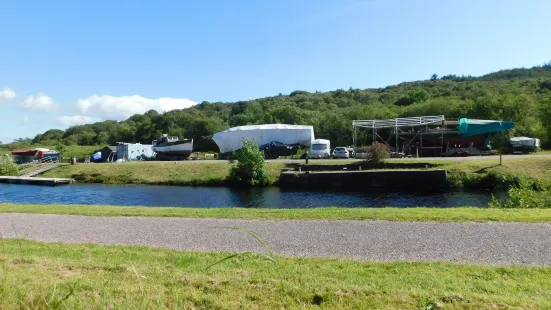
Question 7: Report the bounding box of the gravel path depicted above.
[1,213,551,266]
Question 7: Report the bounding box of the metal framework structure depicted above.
[352,115,450,157]
[352,115,445,129]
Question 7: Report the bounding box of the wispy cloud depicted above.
[58,115,102,127]
[0,88,16,102]
[21,93,57,111]
[75,94,197,120]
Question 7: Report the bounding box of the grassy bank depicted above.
[0,239,550,309]
[3,203,551,222]
[444,157,551,190]
[40,157,551,189]
[42,161,285,186]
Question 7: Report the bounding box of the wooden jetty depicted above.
[0,176,74,186]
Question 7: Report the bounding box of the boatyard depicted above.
[3,1,551,308]
[1,114,537,193]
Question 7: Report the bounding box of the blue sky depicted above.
[1,0,550,143]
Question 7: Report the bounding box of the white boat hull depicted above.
[153,142,193,157]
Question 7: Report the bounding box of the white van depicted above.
[310,139,331,159]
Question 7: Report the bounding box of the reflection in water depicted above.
[0,184,502,208]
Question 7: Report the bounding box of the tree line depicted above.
[7,62,551,152]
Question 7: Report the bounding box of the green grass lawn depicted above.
[41,161,285,186]
[3,203,551,222]
[0,239,549,309]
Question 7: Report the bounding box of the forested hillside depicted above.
[7,62,551,151]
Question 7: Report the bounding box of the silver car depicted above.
[333,147,349,159]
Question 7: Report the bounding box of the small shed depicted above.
[92,146,117,162]
[116,143,154,161]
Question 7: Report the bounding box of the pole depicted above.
[499,132,504,165]
[395,119,398,154]
[353,125,356,150]
[441,130,444,157]
[420,131,423,157]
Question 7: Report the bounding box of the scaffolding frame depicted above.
[352,115,450,157]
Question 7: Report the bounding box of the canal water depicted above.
[0,184,501,208]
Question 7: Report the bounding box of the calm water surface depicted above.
[0,184,501,208]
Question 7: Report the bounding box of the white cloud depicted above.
[58,115,102,127]
[75,94,197,120]
[21,93,57,111]
[0,88,16,102]
[23,114,28,122]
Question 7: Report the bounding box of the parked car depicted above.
[333,147,349,159]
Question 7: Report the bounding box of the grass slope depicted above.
[40,157,551,189]
[42,161,285,186]
[1,239,550,309]
[3,203,551,222]
[444,157,551,188]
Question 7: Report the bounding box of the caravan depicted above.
[310,139,331,159]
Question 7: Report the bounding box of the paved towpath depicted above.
[1,213,550,266]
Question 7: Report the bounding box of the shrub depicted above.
[0,156,18,176]
[229,138,269,186]
[489,181,551,208]
[367,142,390,163]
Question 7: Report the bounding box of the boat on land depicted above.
[213,124,314,159]
[509,136,540,153]
[152,134,193,159]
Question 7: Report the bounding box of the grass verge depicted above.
[0,239,550,309]
[39,157,551,189]
[2,203,551,222]
[41,161,284,186]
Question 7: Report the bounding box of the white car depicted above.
[333,147,349,159]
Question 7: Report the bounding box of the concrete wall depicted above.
[279,169,448,190]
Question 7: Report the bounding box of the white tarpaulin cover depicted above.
[510,136,540,147]
[213,124,315,153]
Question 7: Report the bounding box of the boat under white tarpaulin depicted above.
[213,124,314,153]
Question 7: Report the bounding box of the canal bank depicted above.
[37,157,551,191]
[3,203,551,222]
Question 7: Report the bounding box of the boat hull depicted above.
[153,142,193,159]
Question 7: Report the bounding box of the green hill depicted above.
[7,61,551,152]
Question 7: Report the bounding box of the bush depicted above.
[367,142,390,163]
[228,138,269,186]
[489,181,551,208]
[0,157,18,176]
